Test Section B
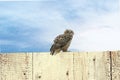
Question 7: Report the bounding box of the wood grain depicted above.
[0,53,32,80]
[111,51,120,80]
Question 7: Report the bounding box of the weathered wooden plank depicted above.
[73,52,111,80]
[0,53,32,80]
[33,52,74,80]
[111,51,120,80]
[73,52,87,80]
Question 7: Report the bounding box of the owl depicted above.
[50,29,74,55]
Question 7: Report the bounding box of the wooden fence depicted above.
[0,51,120,80]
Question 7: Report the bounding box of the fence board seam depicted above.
[110,51,112,80]
[32,53,33,80]
[73,53,75,80]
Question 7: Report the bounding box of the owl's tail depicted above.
[50,51,54,55]
[50,45,55,55]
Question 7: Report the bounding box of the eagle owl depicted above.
[50,29,74,55]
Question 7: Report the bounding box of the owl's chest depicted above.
[62,40,71,49]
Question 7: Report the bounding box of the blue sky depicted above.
[0,0,120,52]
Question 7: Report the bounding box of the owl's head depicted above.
[64,29,74,36]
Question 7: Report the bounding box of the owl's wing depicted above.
[50,35,63,52]
[54,34,72,48]
[50,43,61,55]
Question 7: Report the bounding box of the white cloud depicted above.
[71,11,120,51]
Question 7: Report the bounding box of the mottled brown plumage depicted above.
[50,29,74,55]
